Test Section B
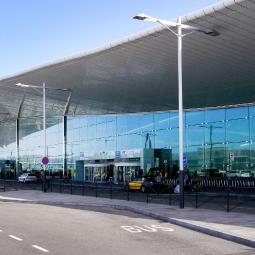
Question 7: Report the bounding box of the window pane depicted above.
[186,111,205,126]
[226,119,249,142]
[205,109,225,123]
[169,128,179,147]
[204,122,225,144]
[155,129,170,149]
[226,107,248,120]
[186,145,204,173]
[226,143,250,175]
[186,125,204,146]
[154,112,170,131]
[170,112,179,128]
[205,144,225,173]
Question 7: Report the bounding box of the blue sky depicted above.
[0,0,221,77]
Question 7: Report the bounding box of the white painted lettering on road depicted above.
[151,224,174,231]
[32,245,49,253]
[121,224,174,233]
[9,235,23,241]
[120,226,142,233]
[133,225,157,232]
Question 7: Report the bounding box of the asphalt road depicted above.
[0,202,254,255]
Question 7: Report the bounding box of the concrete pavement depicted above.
[0,190,255,249]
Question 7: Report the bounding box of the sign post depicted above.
[41,156,49,192]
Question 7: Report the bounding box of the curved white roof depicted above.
[0,0,254,120]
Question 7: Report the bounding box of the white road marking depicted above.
[32,245,49,253]
[0,229,2,232]
[121,224,174,233]
[9,235,23,241]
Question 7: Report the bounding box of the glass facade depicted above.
[0,104,255,178]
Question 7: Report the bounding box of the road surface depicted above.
[0,202,254,255]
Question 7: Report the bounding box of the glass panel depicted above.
[87,116,97,140]
[250,143,255,176]
[226,106,248,120]
[185,111,205,126]
[171,147,179,162]
[226,143,250,176]
[249,117,255,141]
[106,116,117,138]
[186,145,204,174]
[155,129,170,149]
[249,106,255,117]
[205,109,225,123]
[170,112,179,128]
[139,114,154,134]
[154,112,170,131]
[226,119,249,142]
[204,144,225,175]
[96,116,107,139]
[186,125,204,146]
[169,128,179,148]
[204,122,225,144]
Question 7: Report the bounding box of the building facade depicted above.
[0,103,254,180]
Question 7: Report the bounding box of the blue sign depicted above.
[115,151,121,158]
[183,155,188,165]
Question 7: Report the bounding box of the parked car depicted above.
[18,173,37,183]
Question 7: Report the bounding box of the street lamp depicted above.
[133,13,219,208]
[15,82,71,192]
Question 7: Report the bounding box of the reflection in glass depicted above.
[226,118,249,143]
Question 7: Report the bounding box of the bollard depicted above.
[227,179,230,212]
[60,180,63,193]
[96,181,98,198]
[127,182,130,201]
[82,182,85,196]
[169,192,172,206]
[110,182,113,199]
[146,187,149,204]
[195,190,198,208]
[70,181,73,195]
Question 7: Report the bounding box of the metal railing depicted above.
[0,177,254,213]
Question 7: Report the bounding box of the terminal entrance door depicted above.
[114,162,141,184]
[84,164,113,182]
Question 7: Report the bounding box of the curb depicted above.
[0,198,255,248]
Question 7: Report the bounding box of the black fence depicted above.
[0,177,255,213]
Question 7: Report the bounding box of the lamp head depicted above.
[133,13,153,21]
[15,83,30,88]
[204,29,219,36]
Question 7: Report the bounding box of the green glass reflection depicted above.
[204,144,225,173]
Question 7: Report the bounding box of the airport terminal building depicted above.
[0,0,254,183]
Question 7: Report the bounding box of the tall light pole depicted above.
[15,82,71,192]
[133,13,219,208]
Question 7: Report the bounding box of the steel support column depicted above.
[16,118,20,179]
[63,115,67,177]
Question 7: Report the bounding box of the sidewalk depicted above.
[0,190,255,248]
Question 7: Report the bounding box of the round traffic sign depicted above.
[42,156,49,165]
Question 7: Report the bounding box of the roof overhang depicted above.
[0,0,254,127]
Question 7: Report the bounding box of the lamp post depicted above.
[133,14,219,208]
[15,82,71,192]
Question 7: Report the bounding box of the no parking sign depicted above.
[41,156,49,165]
